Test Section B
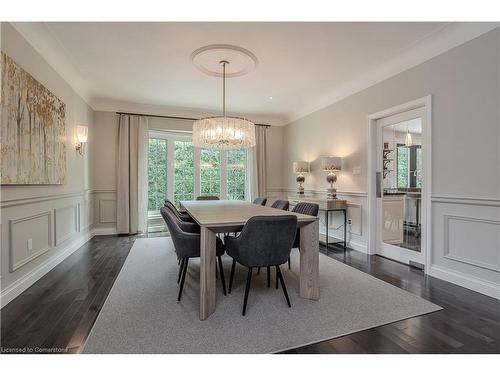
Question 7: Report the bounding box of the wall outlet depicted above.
[347,219,352,225]
[27,238,33,251]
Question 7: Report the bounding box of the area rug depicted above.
[82,237,441,353]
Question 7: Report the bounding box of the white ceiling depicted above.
[11,22,499,125]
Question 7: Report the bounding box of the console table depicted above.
[289,196,348,253]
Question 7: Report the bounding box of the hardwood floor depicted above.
[1,234,499,354]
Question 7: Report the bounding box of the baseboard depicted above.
[429,265,500,300]
[0,229,94,308]
[321,233,368,254]
[92,227,118,236]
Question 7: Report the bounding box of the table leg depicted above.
[344,209,347,252]
[325,210,329,255]
[299,219,320,300]
[200,226,216,320]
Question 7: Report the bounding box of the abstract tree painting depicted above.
[1,52,66,184]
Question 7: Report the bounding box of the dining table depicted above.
[180,199,320,320]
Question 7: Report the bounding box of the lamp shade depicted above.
[321,156,341,171]
[76,125,88,143]
[293,161,310,173]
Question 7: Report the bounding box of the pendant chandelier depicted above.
[193,60,256,150]
[405,129,413,147]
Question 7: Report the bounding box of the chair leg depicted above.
[288,257,291,269]
[257,267,261,275]
[217,255,227,296]
[267,266,271,288]
[276,265,291,308]
[242,267,253,316]
[177,257,185,284]
[178,258,189,302]
[228,259,236,294]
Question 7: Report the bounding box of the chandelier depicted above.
[192,61,256,150]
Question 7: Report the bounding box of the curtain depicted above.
[247,125,267,201]
[116,115,149,234]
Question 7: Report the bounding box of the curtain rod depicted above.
[116,112,271,127]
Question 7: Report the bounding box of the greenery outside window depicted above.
[147,131,248,218]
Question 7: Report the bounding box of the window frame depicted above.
[147,130,247,217]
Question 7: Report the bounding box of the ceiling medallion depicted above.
[192,46,257,150]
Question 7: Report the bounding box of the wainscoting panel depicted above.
[1,190,94,307]
[9,211,53,272]
[431,197,500,299]
[443,214,500,272]
[98,199,117,224]
[55,204,79,246]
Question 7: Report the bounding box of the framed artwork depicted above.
[1,51,66,185]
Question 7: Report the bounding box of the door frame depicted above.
[367,96,432,273]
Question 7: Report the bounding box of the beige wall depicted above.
[282,28,500,298]
[1,23,95,306]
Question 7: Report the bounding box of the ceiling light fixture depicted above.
[192,60,256,150]
[405,124,413,147]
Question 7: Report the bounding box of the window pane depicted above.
[397,145,409,188]
[174,140,194,207]
[200,149,220,197]
[227,149,246,200]
[416,147,422,188]
[148,138,167,212]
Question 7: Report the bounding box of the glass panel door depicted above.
[200,149,221,197]
[376,108,425,266]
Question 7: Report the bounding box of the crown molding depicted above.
[9,22,93,107]
[286,22,500,124]
[91,98,286,126]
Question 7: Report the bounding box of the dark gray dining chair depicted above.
[160,207,227,301]
[271,199,290,211]
[196,195,220,200]
[164,199,196,223]
[225,215,297,316]
[253,197,267,206]
[288,202,320,269]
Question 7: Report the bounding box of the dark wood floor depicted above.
[1,234,499,354]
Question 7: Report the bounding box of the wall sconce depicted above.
[75,125,88,156]
[293,161,310,195]
[321,156,342,199]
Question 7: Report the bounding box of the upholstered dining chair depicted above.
[164,199,196,223]
[225,215,297,316]
[252,197,267,206]
[196,195,220,200]
[160,207,227,301]
[288,202,320,269]
[271,199,290,211]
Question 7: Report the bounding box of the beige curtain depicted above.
[247,125,267,201]
[116,115,149,234]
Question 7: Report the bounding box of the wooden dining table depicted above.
[180,200,320,320]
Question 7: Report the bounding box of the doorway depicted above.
[367,97,431,271]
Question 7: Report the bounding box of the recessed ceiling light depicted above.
[268,96,273,100]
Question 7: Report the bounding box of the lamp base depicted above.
[327,187,337,199]
[297,186,305,195]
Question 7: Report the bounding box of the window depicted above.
[200,149,221,197]
[147,131,248,217]
[148,138,167,212]
[173,140,195,207]
[226,149,246,200]
[397,144,421,188]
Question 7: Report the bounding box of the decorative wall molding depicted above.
[0,190,92,208]
[98,199,117,224]
[9,211,53,272]
[443,214,500,272]
[91,189,117,194]
[54,204,79,246]
[282,187,368,197]
[432,196,500,207]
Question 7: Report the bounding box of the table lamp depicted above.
[321,156,341,199]
[293,161,310,195]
